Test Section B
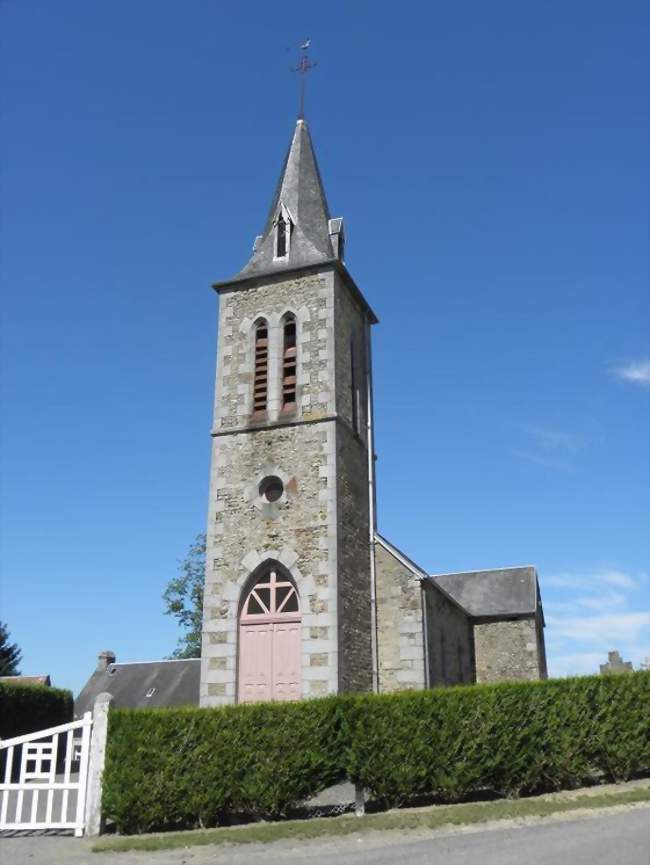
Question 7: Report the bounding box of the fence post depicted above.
[84,692,112,836]
[354,783,365,817]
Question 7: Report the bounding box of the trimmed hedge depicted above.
[0,682,73,740]
[345,673,650,807]
[103,696,346,834]
[102,672,650,833]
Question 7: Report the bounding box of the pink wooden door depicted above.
[272,622,301,701]
[238,623,272,703]
[238,568,301,704]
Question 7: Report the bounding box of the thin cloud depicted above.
[601,570,638,590]
[512,449,572,471]
[576,590,627,611]
[523,425,583,453]
[513,424,583,470]
[543,569,638,591]
[614,360,650,387]
[546,611,650,644]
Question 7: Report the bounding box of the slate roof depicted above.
[431,567,540,619]
[0,675,51,687]
[74,658,200,717]
[232,118,335,281]
[212,118,378,323]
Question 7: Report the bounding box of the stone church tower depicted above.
[200,119,378,706]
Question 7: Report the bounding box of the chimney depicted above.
[97,650,116,672]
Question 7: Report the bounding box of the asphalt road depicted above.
[1,806,648,865]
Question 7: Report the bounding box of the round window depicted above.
[259,475,284,503]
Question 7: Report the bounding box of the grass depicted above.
[92,784,650,853]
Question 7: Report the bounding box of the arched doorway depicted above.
[238,566,301,703]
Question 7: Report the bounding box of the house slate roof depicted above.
[0,675,51,687]
[74,658,200,717]
[431,567,540,619]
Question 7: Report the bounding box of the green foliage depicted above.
[101,673,650,834]
[103,696,345,833]
[0,622,22,675]
[163,534,205,659]
[344,673,650,807]
[0,682,73,739]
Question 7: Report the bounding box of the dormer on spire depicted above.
[233,119,344,280]
[273,203,292,260]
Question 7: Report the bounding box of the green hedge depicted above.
[102,672,650,833]
[0,682,73,740]
[103,696,346,834]
[345,673,650,807]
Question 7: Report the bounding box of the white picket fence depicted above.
[0,693,111,837]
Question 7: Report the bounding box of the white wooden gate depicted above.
[0,713,92,836]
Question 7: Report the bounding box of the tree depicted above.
[0,622,22,675]
[163,534,205,658]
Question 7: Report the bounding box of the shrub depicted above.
[0,682,73,740]
[101,672,650,833]
[103,696,345,834]
[344,673,650,807]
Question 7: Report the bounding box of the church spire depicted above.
[233,118,344,281]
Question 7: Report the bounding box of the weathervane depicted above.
[292,39,317,120]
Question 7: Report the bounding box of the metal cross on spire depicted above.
[292,39,317,120]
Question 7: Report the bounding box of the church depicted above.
[199,115,547,707]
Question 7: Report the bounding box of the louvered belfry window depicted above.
[282,315,297,410]
[253,319,269,416]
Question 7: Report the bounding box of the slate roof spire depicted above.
[234,119,343,281]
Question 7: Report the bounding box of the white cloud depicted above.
[614,360,650,386]
[601,569,638,590]
[546,611,650,644]
[576,590,627,611]
[543,568,638,592]
[542,567,649,677]
[523,425,583,453]
[512,449,572,471]
[548,651,610,678]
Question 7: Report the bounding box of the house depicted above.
[74,651,200,717]
[0,675,51,687]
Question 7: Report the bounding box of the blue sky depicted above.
[1,0,648,694]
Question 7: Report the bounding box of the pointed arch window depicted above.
[282,314,297,410]
[240,568,300,621]
[277,213,288,258]
[253,319,269,417]
[274,207,291,260]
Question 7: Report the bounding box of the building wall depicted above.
[473,616,545,683]
[201,271,340,706]
[374,542,425,692]
[201,268,374,705]
[333,273,373,692]
[423,583,475,687]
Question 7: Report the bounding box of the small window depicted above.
[277,213,288,258]
[282,315,297,410]
[241,568,300,619]
[253,319,269,416]
[259,475,284,502]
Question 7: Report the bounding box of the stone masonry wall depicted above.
[333,272,372,693]
[374,542,425,693]
[423,583,475,687]
[213,271,337,429]
[336,422,372,692]
[201,270,339,706]
[473,617,544,683]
